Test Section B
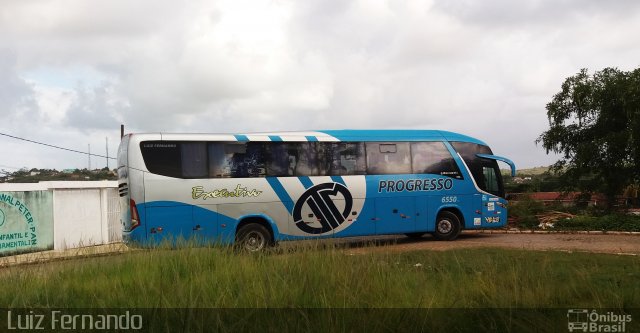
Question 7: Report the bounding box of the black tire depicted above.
[432,211,462,241]
[404,232,426,239]
[236,223,272,252]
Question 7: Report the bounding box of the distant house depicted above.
[511,177,533,184]
[62,169,75,174]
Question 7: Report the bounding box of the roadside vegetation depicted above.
[507,194,640,231]
[0,167,116,183]
[8,245,636,309]
[0,245,638,331]
[503,67,640,234]
[503,166,640,231]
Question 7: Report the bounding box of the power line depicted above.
[0,131,116,160]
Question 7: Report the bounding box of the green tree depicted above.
[537,67,640,208]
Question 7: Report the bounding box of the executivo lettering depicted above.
[192,185,263,200]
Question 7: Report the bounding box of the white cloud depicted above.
[1,0,640,169]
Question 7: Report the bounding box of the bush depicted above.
[508,194,640,231]
[509,196,545,218]
[554,214,640,232]
[509,196,545,229]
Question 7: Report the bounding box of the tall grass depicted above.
[0,243,637,309]
[1,243,638,332]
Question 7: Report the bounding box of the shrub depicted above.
[554,214,640,231]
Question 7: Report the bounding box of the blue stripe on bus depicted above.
[269,135,283,142]
[299,176,314,189]
[305,136,318,142]
[319,130,487,146]
[266,177,294,212]
[234,134,249,141]
[331,176,345,185]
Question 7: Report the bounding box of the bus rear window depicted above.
[140,142,182,178]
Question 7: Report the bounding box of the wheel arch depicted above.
[436,206,465,230]
[235,214,277,243]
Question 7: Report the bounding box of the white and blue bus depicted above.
[117,130,516,251]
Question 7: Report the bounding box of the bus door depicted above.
[479,194,507,227]
[374,196,416,235]
[414,196,431,232]
[474,154,514,227]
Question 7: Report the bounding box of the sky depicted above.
[1,0,639,171]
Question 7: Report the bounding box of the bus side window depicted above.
[208,143,230,178]
[243,142,266,177]
[483,166,499,193]
[209,142,265,178]
[294,142,320,176]
[330,142,366,175]
[316,143,331,176]
[366,142,411,175]
[209,142,266,178]
[267,143,295,177]
[181,142,207,178]
[411,142,462,178]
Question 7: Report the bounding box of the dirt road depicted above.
[336,231,640,255]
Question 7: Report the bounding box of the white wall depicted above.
[46,181,121,250]
[0,181,121,251]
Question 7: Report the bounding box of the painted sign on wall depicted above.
[0,191,54,256]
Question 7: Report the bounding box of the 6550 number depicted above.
[441,196,458,203]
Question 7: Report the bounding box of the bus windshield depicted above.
[451,142,505,198]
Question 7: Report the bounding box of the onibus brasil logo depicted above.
[293,183,353,235]
[567,309,632,332]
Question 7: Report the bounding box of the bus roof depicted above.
[318,130,486,145]
[130,130,487,146]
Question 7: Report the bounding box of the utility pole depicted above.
[121,124,124,139]
[105,137,109,169]
[88,144,91,170]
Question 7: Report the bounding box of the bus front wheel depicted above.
[236,223,272,252]
[433,211,461,241]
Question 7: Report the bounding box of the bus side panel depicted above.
[462,194,482,229]
[333,198,375,237]
[217,202,289,241]
[146,203,192,244]
[374,196,416,235]
[415,196,432,232]
[366,174,472,235]
[282,175,368,239]
[417,191,478,232]
[193,204,219,242]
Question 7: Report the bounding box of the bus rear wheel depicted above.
[433,211,461,241]
[236,223,272,252]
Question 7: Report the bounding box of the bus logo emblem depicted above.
[293,183,353,234]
